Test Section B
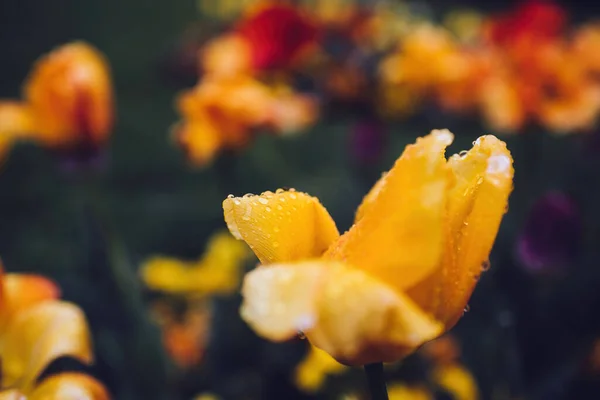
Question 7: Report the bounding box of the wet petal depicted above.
[223,190,339,264]
[410,135,513,327]
[0,390,24,400]
[240,260,442,365]
[240,262,326,341]
[307,263,442,365]
[29,373,109,400]
[326,130,453,292]
[1,301,93,390]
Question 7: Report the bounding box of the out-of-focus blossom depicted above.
[196,0,256,21]
[224,130,514,365]
[201,34,254,79]
[0,262,108,399]
[420,335,461,367]
[142,232,250,367]
[194,393,220,400]
[173,74,318,166]
[516,192,581,274]
[388,384,432,400]
[0,42,113,160]
[236,3,319,70]
[432,364,479,400]
[349,118,386,164]
[141,231,250,296]
[294,345,347,392]
[154,301,210,368]
[444,10,484,44]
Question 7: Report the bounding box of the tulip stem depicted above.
[364,362,389,400]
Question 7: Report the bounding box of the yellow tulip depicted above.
[0,263,107,398]
[294,345,347,392]
[223,130,514,365]
[0,42,113,153]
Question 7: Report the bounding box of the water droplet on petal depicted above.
[258,197,268,205]
[289,193,297,200]
[265,206,272,212]
[273,241,280,248]
[459,150,468,157]
[297,331,306,340]
[233,199,241,205]
[464,304,470,313]
[227,194,234,199]
[481,260,491,271]
[276,188,284,194]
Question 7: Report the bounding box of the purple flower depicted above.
[349,118,386,165]
[516,191,581,274]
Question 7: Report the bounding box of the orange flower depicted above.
[223,130,514,365]
[0,42,113,153]
[174,75,317,166]
[0,262,107,399]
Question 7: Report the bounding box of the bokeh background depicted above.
[1,0,600,399]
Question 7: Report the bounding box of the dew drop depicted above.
[297,331,306,340]
[227,194,234,199]
[258,197,269,205]
[289,193,297,200]
[233,199,241,205]
[243,193,255,198]
[273,241,280,248]
[481,260,491,271]
[277,205,283,210]
[276,188,284,194]
[459,150,468,157]
[289,188,296,192]
[265,206,272,212]
[463,304,470,313]
[279,197,286,202]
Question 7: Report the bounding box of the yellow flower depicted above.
[141,231,250,296]
[294,345,347,392]
[0,263,107,399]
[0,42,113,152]
[432,364,479,400]
[388,384,432,400]
[223,130,514,365]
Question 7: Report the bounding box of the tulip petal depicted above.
[240,262,326,340]
[3,274,61,314]
[29,373,109,400]
[1,301,93,391]
[0,390,24,400]
[326,130,453,291]
[240,261,442,365]
[410,135,513,327]
[223,190,339,264]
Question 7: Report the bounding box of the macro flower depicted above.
[0,263,108,399]
[0,42,113,155]
[223,130,514,365]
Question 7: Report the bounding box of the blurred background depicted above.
[1,0,600,399]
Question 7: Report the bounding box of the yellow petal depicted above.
[325,130,453,292]
[29,373,109,400]
[1,301,93,391]
[388,384,433,400]
[223,190,339,264]
[140,256,194,293]
[0,390,25,400]
[0,102,36,137]
[240,262,326,341]
[172,119,222,167]
[240,260,442,365]
[3,273,61,314]
[408,135,514,327]
[294,345,347,392]
[432,364,479,400]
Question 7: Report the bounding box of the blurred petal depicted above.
[223,190,339,264]
[29,373,109,400]
[294,345,347,392]
[3,274,61,315]
[172,119,222,167]
[432,364,479,400]
[0,102,36,137]
[410,135,513,327]
[241,261,442,365]
[388,384,433,400]
[516,191,580,273]
[201,34,253,78]
[141,257,194,293]
[326,130,453,292]
[1,301,93,390]
[24,42,113,149]
[0,390,24,400]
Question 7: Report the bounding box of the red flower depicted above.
[236,4,319,70]
[486,0,566,45]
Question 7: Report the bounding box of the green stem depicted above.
[364,362,389,400]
